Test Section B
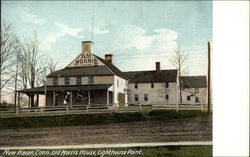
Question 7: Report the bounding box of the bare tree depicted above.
[20,31,40,107]
[36,57,57,86]
[0,22,18,103]
[169,45,188,103]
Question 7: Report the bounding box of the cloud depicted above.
[95,25,178,53]
[94,27,109,34]
[41,22,84,51]
[14,5,46,25]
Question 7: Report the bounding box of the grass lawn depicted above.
[0,145,212,157]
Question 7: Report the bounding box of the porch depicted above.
[16,84,114,107]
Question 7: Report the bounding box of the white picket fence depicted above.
[0,103,211,118]
[152,103,209,111]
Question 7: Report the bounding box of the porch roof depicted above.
[17,84,113,94]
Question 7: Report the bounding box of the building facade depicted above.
[17,41,207,107]
[180,76,207,104]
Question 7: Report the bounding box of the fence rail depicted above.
[0,103,211,118]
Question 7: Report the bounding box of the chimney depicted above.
[105,54,114,64]
[82,41,94,53]
[156,62,161,72]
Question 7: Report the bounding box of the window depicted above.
[195,97,199,103]
[151,83,154,88]
[165,82,169,88]
[117,79,119,87]
[88,76,94,84]
[195,88,199,93]
[64,77,70,85]
[76,77,81,85]
[53,78,58,85]
[144,94,148,101]
[187,96,191,101]
[135,83,138,89]
[134,94,138,101]
[166,94,169,100]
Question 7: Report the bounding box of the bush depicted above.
[0,112,145,129]
[148,110,207,121]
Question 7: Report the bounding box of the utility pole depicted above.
[207,42,211,115]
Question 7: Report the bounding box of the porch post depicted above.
[70,91,73,108]
[28,95,31,108]
[36,94,39,107]
[88,90,90,107]
[107,90,109,107]
[17,92,20,108]
[53,91,55,106]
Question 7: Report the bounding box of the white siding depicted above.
[113,75,128,104]
[128,82,178,105]
[181,88,207,104]
[46,76,114,86]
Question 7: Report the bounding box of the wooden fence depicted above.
[0,103,211,118]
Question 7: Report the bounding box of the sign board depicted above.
[67,51,104,67]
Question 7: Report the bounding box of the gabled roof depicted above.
[47,54,129,80]
[124,70,178,83]
[180,76,207,88]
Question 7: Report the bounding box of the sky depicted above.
[2,1,212,75]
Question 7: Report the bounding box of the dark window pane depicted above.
[76,77,81,85]
[187,96,191,101]
[65,77,70,85]
[166,95,169,100]
[151,83,154,88]
[53,78,58,85]
[135,83,138,89]
[88,76,94,84]
[144,94,148,101]
[134,94,138,101]
[165,82,169,88]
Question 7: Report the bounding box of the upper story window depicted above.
[187,96,191,101]
[135,83,138,89]
[195,88,199,93]
[64,77,70,85]
[117,79,119,87]
[88,76,94,84]
[144,94,148,101]
[151,83,154,88]
[134,94,138,101]
[53,78,58,85]
[76,77,82,85]
[165,82,169,88]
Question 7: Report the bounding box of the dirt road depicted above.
[0,117,212,147]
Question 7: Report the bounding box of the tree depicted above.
[36,57,57,86]
[169,45,188,103]
[20,31,40,107]
[0,22,18,103]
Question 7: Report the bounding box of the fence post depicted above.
[176,103,179,112]
[115,104,118,112]
[139,103,141,111]
[66,106,69,114]
[200,103,203,111]
[86,105,88,113]
[16,106,19,117]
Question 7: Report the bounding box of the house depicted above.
[17,41,129,107]
[180,76,207,104]
[16,41,207,107]
[124,63,178,105]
